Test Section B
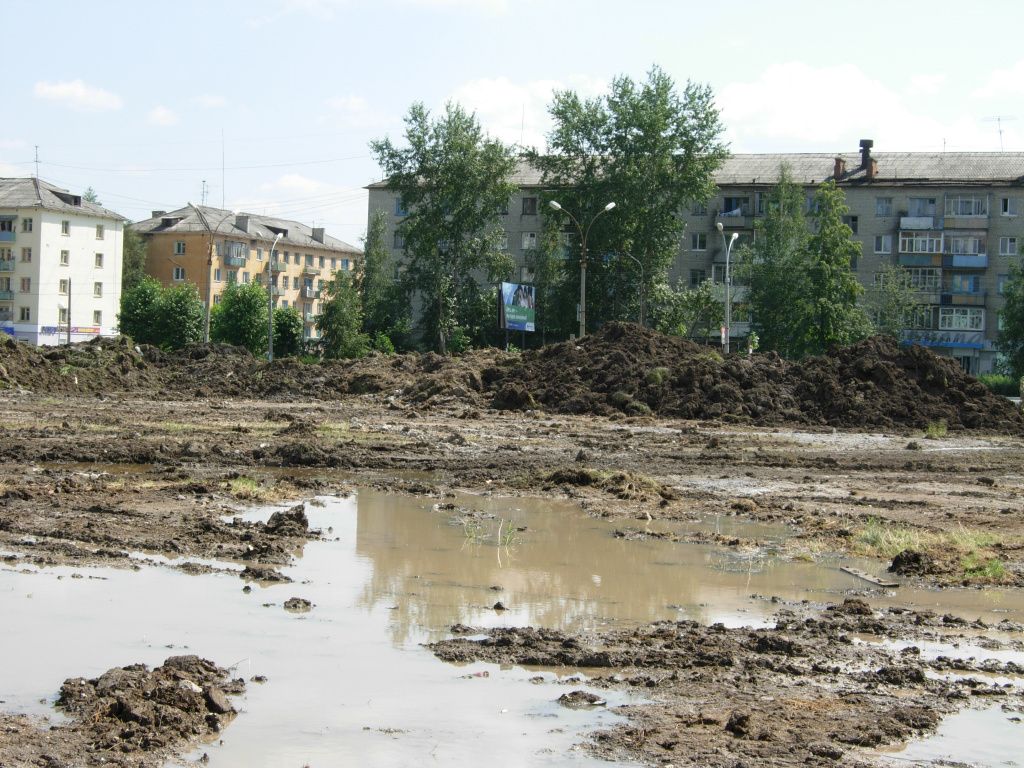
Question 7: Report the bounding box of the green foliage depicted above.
[121,227,148,291]
[117,277,203,349]
[370,331,395,355]
[864,264,921,339]
[740,171,871,358]
[359,209,409,342]
[925,420,948,439]
[317,270,369,359]
[82,186,100,204]
[210,280,269,354]
[273,306,303,357]
[650,278,724,340]
[996,261,1024,379]
[976,373,1018,396]
[371,102,517,353]
[528,65,728,335]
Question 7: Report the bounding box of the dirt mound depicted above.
[0,335,160,394]
[483,323,1024,432]
[0,656,243,767]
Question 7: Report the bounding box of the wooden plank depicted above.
[841,566,899,588]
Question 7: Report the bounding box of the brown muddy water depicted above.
[2,488,1023,767]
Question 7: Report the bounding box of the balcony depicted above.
[301,286,317,299]
[898,253,943,268]
[899,215,941,230]
[270,286,282,296]
[0,260,14,272]
[0,290,13,301]
[304,312,316,323]
[0,231,14,243]
[942,253,988,269]
[941,292,987,307]
[715,208,753,229]
[710,283,749,303]
[266,260,284,272]
[223,255,247,268]
[944,215,988,230]
[302,264,319,276]
[0,309,12,321]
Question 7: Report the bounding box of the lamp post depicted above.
[619,252,645,327]
[548,200,616,339]
[191,204,237,343]
[267,232,284,361]
[715,222,739,354]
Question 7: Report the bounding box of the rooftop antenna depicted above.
[201,180,208,206]
[34,145,39,178]
[982,115,1016,151]
[221,128,226,208]
[519,103,525,147]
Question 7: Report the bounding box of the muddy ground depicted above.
[1,329,1023,765]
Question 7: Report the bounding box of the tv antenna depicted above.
[982,115,1016,151]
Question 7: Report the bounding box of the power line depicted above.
[35,153,371,174]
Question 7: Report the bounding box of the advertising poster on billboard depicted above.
[499,282,536,332]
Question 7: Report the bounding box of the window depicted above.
[256,247,264,261]
[60,250,70,265]
[242,272,250,284]
[319,256,325,268]
[945,195,987,217]
[59,307,68,324]
[691,232,707,251]
[498,233,509,251]
[227,270,237,284]
[59,279,69,294]
[999,236,1018,256]
[305,254,314,266]
[61,220,70,235]
[214,268,222,282]
[723,196,749,215]
[19,306,30,322]
[93,310,102,325]
[875,197,893,216]
[93,282,102,298]
[496,199,509,215]
[213,294,221,305]
[1001,197,1015,216]
[998,274,1009,295]
[874,235,893,254]
[282,300,289,308]
[21,247,32,262]
[521,197,538,215]
[691,202,708,216]
[844,215,859,234]
[173,266,185,281]
[393,232,405,249]
[899,231,942,254]
[907,197,936,217]
[21,218,33,232]
[947,273,980,294]
[174,241,186,255]
[330,258,337,270]
[939,306,984,331]
[20,277,31,293]
[293,276,300,289]
[521,231,537,250]
[689,269,707,287]
[395,198,408,216]
[94,253,104,268]
[948,236,983,255]
[0,219,12,233]
[95,224,105,240]
[907,268,941,292]
[0,247,10,261]
[341,258,350,270]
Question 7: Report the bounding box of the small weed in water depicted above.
[924,420,948,439]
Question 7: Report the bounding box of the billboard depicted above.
[499,282,536,332]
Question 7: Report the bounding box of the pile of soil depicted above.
[0,335,160,394]
[0,655,243,767]
[484,323,1024,432]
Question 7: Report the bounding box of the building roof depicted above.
[130,205,362,255]
[0,177,125,220]
[367,151,1024,191]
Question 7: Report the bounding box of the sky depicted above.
[5,0,1024,247]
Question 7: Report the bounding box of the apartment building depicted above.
[131,206,362,340]
[368,140,1024,373]
[0,177,124,345]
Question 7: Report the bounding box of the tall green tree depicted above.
[864,264,921,339]
[371,102,517,353]
[358,209,409,345]
[121,227,148,291]
[117,277,203,349]
[317,271,369,359]
[650,279,724,340]
[528,65,728,333]
[996,261,1024,379]
[82,187,100,204]
[118,276,162,346]
[273,306,303,357]
[210,281,269,354]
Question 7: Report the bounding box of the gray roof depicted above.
[0,177,125,220]
[130,204,361,255]
[368,152,1024,191]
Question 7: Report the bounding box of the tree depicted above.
[528,66,728,334]
[358,209,409,346]
[118,277,163,346]
[317,271,369,359]
[273,306,303,357]
[121,227,148,291]
[83,187,100,204]
[210,281,269,354]
[864,264,921,339]
[650,279,724,340]
[371,102,517,353]
[117,277,203,349]
[996,261,1024,379]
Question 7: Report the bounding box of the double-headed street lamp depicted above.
[266,231,284,361]
[715,221,739,354]
[548,200,616,339]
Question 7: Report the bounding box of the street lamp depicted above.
[619,252,645,327]
[190,204,237,343]
[716,222,739,354]
[548,200,616,338]
[266,231,284,361]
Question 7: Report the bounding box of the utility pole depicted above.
[66,278,71,345]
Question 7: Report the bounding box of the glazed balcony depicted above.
[0,309,12,321]
[0,260,14,272]
[223,255,247,268]
[0,289,14,301]
[301,286,317,299]
[941,291,987,307]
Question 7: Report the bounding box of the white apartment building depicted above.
[0,178,124,345]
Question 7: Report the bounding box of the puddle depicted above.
[880,705,1024,767]
[3,488,1024,766]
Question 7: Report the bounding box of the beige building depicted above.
[368,140,1024,373]
[132,205,361,341]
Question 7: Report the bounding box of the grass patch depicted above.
[924,420,948,439]
[961,553,1006,583]
[227,476,272,501]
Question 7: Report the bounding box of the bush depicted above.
[371,331,395,355]
[977,373,1019,397]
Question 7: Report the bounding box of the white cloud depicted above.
[973,60,1024,100]
[195,94,226,109]
[908,74,945,95]
[718,62,1011,152]
[447,75,606,150]
[33,80,122,112]
[147,106,179,126]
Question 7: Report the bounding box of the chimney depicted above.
[859,139,876,180]
[833,157,846,179]
[235,214,249,233]
[311,227,325,243]
[151,210,166,218]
